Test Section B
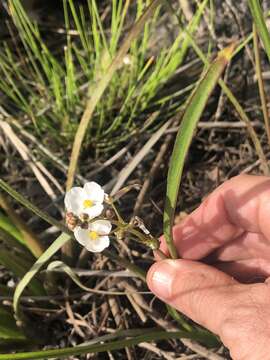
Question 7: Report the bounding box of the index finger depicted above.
[160,174,270,259]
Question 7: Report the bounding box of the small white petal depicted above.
[74,227,89,247]
[74,226,110,253]
[89,220,112,235]
[85,235,110,252]
[84,204,104,219]
[84,182,105,203]
[64,187,84,214]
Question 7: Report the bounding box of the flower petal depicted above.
[74,227,110,253]
[64,187,84,215]
[83,182,105,203]
[84,235,110,252]
[74,227,89,247]
[89,220,112,234]
[84,204,104,219]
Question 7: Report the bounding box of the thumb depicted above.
[147,259,238,336]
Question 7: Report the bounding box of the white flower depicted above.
[64,182,105,219]
[74,220,112,252]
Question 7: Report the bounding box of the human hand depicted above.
[147,175,270,360]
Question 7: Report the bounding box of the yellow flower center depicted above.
[89,231,99,241]
[83,199,94,208]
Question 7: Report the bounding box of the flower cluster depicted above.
[65,181,160,254]
[65,182,111,252]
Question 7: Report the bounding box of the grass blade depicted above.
[0,213,23,244]
[164,45,235,258]
[103,250,146,281]
[66,0,162,190]
[0,249,44,296]
[0,306,27,341]
[0,194,44,258]
[0,329,217,359]
[13,233,70,320]
[0,228,31,259]
[248,0,270,63]
[253,25,270,147]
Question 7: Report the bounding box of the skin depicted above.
[147,175,270,360]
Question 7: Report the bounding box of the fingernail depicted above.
[148,260,177,299]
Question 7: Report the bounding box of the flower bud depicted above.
[65,212,79,231]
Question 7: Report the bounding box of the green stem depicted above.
[154,248,168,259]
[166,305,193,332]
[0,329,215,360]
[253,25,270,148]
[104,250,146,281]
[100,218,160,250]
[248,0,270,64]
[109,199,125,223]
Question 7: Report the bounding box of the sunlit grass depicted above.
[0,0,207,156]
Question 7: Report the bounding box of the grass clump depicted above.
[0,0,206,157]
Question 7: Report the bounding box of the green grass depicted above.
[0,0,207,157]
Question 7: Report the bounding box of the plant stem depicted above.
[154,248,168,259]
[109,199,125,223]
[253,25,270,148]
[0,329,216,360]
[248,0,270,64]
[104,250,146,281]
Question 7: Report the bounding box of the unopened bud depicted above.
[79,213,89,222]
[105,209,115,219]
[65,212,79,231]
[80,221,89,229]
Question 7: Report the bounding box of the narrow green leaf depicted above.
[248,0,270,64]
[0,306,26,341]
[104,250,146,281]
[164,45,235,258]
[0,329,217,359]
[166,305,193,332]
[0,228,36,262]
[13,233,70,320]
[0,213,24,244]
[0,193,44,258]
[0,248,44,296]
[253,25,270,147]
